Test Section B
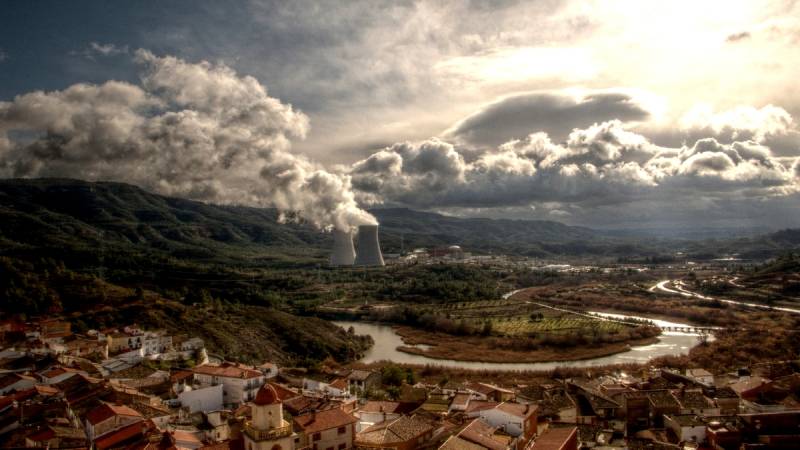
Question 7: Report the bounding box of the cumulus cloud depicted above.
[0,50,374,231]
[351,120,799,216]
[679,104,793,142]
[645,104,800,158]
[444,90,653,148]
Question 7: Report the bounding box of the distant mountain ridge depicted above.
[0,178,614,262]
[0,178,798,261]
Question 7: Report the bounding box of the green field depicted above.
[414,298,630,336]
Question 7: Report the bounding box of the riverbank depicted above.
[393,325,661,363]
[333,320,701,371]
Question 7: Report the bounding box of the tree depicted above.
[481,320,493,336]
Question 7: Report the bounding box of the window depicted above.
[271,445,282,450]
[313,433,322,442]
[337,426,346,434]
[338,444,346,450]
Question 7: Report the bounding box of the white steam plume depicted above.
[0,50,375,231]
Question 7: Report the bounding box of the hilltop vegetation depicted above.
[1,178,800,365]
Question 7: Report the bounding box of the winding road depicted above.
[649,279,800,315]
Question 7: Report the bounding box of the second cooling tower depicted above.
[354,224,385,266]
[330,229,356,266]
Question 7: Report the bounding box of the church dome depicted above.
[254,384,280,406]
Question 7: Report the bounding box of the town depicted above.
[1,317,799,450]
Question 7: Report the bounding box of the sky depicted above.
[1,0,800,231]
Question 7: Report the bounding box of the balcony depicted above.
[243,422,293,441]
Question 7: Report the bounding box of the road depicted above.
[650,279,800,315]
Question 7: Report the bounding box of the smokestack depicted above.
[354,225,385,266]
[331,229,356,266]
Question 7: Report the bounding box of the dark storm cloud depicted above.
[0,50,375,231]
[445,91,652,148]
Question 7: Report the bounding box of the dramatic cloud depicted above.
[444,90,653,148]
[351,120,800,223]
[0,50,375,231]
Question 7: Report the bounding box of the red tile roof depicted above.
[254,384,280,406]
[93,419,155,450]
[200,438,245,450]
[85,403,143,425]
[465,401,499,414]
[496,402,536,419]
[330,378,348,391]
[268,382,299,402]
[458,419,506,450]
[530,427,576,450]
[193,364,262,379]
[294,408,357,434]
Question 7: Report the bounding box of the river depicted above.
[334,310,704,371]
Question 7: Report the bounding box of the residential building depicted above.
[24,424,88,449]
[529,427,577,450]
[355,415,435,450]
[180,384,225,413]
[107,332,143,354]
[466,402,537,441]
[193,363,266,406]
[40,367,86,385]
[142,332,173,356]
[354,401,413,432]
[0,373,36,395]
[294,407,357,450]
[439,418,508,450]
[84,403,143,442]
[686,369,714,386]
[346,370,381,397]
[664,414,706,444]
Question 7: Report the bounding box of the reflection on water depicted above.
[335,311,705,371]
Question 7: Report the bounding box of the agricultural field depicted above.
[430,298,630,336]
[489,315,627,336]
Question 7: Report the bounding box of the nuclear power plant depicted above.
[354,224,385,266]
[330,224,384,267]
[330,228,356,266]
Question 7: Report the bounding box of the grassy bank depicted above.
[391,325,660,363]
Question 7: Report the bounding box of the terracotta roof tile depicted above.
[193,365,262,379]
[531,427,577,450]
[357,415,434,446]
[85,403,143,425]
[294,408,356,434]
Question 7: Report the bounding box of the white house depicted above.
[664,414,706,444]
[302,378,349,398]
[179,337,205,352]
[193,364,266,406]
[465,402,537,440]
[179,384,225,413]
[354,401,406,432]
[142,332,173,356]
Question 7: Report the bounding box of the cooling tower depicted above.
[330,229,356,266]
[354,224,385,266]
